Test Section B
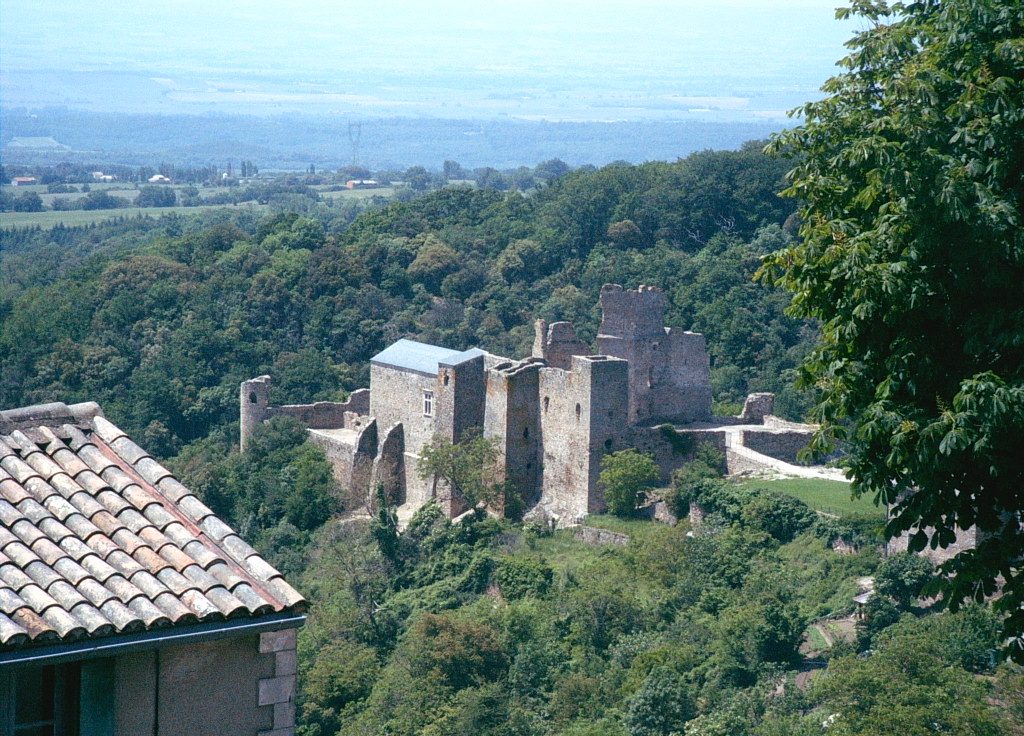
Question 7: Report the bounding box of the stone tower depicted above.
[484,359,544,507]
[239,375,272,451]
[537,354,629,522]
[596,284,712,425]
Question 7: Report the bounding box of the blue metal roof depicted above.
[371,339,467,376]
[440,347,487,367]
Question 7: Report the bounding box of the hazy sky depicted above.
[1,1,858,120]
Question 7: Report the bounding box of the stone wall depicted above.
[537,355,629,523]
[596,284,712,424]
[269,389,370,429]
[371,423,406,508]
[573,526,630,546]
[738,392,775,423]
[626,425,728,484]
[111,628,299,736]
[307,418,377,510]
[532,319,590,370]
[484,360,543,506]
[239,374,370,451]
[740,427,813,462]
[886,525,982,565]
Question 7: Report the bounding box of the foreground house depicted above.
[0,401,305,736]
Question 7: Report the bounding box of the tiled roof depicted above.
[0,402,305,650]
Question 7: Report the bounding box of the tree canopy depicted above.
[761,0,1024,658]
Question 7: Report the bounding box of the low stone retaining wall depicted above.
[574,526,630,546]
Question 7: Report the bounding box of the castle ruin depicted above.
[241,284,816,526]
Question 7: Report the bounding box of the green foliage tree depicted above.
[599,449,660,517]
[812,634,1008,735]
[11,191,44,212]
[403,613,508,690]
[855,594,902,652]
[667,444,724,517]
[418,430,502,509]
[624,669,694,736]
[874,553,934,608]
[739,490,817,544]
[760,0,1024,657]
[136,185,177,207]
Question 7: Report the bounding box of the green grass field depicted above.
[0,203,268,230]
[316,186,396,200]
[736,477,884,518]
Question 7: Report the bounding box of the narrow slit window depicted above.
[423,390,434,417]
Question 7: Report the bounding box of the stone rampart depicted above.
[739,427,813,462]
[738,393,774,423]
[307,417,377,511]
[240,374,370,451]
[268,389,371,429]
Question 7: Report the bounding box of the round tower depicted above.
[240,375,272,452]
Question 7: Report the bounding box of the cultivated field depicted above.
[316,186,396,200]
[0,203,268,229]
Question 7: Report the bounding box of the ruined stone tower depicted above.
[596,284,712,425]
[239,375,272,452]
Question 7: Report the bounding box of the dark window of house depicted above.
[9,663,82,736]
[543,397,549,412]
[575,403,581,420]
[523,427,529,440]
[5,659,113,736]
[249,391,258,404]
[14,665,57,735]
[443,373,450,386]
[604,439,613,451]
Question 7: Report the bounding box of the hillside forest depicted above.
[2,145,1021,734]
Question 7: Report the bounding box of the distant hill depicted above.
[0,107,784,170]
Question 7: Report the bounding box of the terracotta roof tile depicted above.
[0,613,29,646]
[0,563,33,591]
[177,495,214,523]
[52,557,92,587]
[96,490,131,516]
[0,405,305,651]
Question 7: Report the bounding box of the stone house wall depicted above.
[369,364,439,506]
[2,627,301,736]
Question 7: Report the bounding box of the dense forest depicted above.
[2,145,1020,734]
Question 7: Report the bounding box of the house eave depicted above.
[0,612,306,668]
